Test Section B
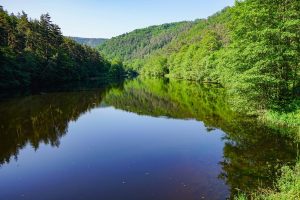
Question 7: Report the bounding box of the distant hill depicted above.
[70,37,107,47]
[98,21,194,70]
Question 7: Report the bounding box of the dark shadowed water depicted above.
[0,78,298,200]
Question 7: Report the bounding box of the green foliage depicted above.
[141,56,168,77]
[0,6,124,90]
[270,161,300,200]
[218,0,300,113]
[99,0,300,127]
[98,21,194,71]
[236,161,300,200]
[98,7,232,83]
[262,99,300,138]
[108,59,125,78]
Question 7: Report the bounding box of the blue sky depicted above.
[1,0,235,38]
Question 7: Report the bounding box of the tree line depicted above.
[0,6,125,90]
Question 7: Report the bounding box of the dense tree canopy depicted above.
[98,21,194,71]
[217,0,300,111]
[0,7,123,90]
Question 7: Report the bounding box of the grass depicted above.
[264,109,300,127]
[235,161,300,200]
[259,100,300,140]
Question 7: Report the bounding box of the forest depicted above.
[99,21,194,71]
[99,0,300,130]
[0,6,125,90]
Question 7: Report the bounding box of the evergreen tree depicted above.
[0,7,124,90]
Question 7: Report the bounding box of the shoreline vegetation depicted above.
[236,161,300,200]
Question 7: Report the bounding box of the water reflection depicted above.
[0,89,108,165]
[104,78,298,198]
[0,78,298,199]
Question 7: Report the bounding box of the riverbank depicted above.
[236,101,300,200]
[262,109,300,139]
[236,161,300,200]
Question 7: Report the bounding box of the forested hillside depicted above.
[70,37,107,47]
[99,21,194,71]
[0,6,123,90]
[99,0,300,128]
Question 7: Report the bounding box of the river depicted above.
[0,78,298,200]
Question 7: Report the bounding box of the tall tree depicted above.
[220,0,300,110]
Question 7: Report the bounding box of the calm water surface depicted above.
[0,78,298,200]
